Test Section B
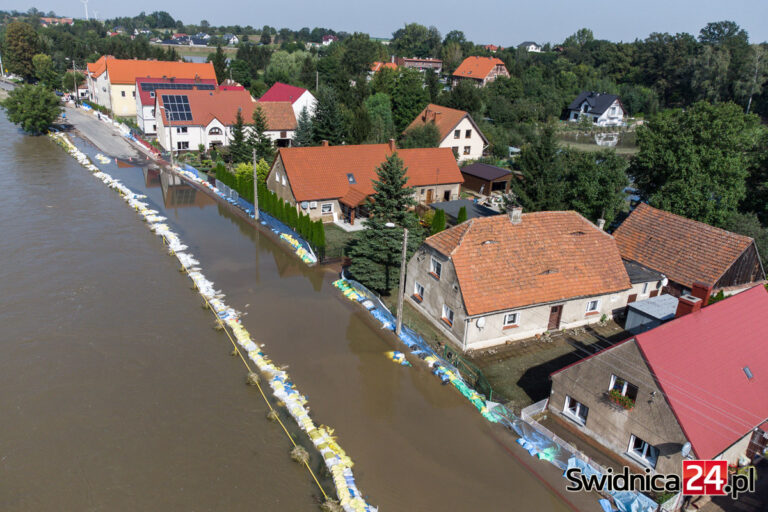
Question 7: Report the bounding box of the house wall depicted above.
[439,117,485,162]
[109,84,138,117]
[716,243,764,289]
[549,341,689,475]
[460,173,492,195]
[482,65,510,86]
[569,100,626,127]
[413,183,461,204]
[717,433,754,465]
[90,72,112,109]
[293,91,317,118]
[137,104,156,134]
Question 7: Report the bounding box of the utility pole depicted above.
[315,70,319,92]
[395,227,408,336]
[252,148,259,220]
[0,51,4,78]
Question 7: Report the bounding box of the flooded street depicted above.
[0,111,590,511]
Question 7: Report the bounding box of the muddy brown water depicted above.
[0,112,588,511]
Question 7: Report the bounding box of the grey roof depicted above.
[628,294,679,321]
[518,41,540,47]
[429,199,500,223]
[623,259,664,284]
[460,162,512,181]
[568,91,621,115]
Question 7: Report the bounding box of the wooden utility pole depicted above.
[252,148,259,220]
[395,227,408,336]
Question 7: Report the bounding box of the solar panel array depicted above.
[140,82,215,92]
[161,94,192,121]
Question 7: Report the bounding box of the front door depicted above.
[426,189,434,204]
[548,305,563,331]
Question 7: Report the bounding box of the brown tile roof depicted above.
[406,103,475,141]
[371,61,398,72]
[425,212,631,316]
[156,89,296,130]
[613,203,756,288]
[276,144,463,203]
[452,56,506,79]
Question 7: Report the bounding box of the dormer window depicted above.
[347,173,356,184]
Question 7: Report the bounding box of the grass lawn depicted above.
[324,223,356,259]
[155,44,238,57]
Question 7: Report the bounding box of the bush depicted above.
[255,182,324,254]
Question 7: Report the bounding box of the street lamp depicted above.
[158,104,175,167]
[385,221,408,336]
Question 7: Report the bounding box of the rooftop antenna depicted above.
[81,0,89,21]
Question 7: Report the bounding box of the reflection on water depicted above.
[558,130,637,149]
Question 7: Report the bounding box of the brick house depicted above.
[405,104,488,161]
[404,208,662,350]
[548,284,768,476]
[451,56,510,87]
[613,203,765,296]
[266,141,463,224]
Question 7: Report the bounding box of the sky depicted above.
[9,0,768,45]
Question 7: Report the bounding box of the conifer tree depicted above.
[294,106,314,147]
[431,208,446,234]
[229,109,250,163]
[312,86,346,145]
[457,205,468,224]
[248,105,275,162]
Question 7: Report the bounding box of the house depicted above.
[429,199,499,225]
[567,92,626,126]
[155,88,296,151]
[452,56,509,87]
[624,294,679,334]
[483,44,503,53]
[266,141,463,225]
[518,41,542,53]
[459,162,513,195]
[322,35,339,46]
[222,33,239,46]
[86,56,217,117]
[405,208,662,350]
[135,76,218,134]
[371,61,398,73]
[39,17,74,27]
[613,203,766,296]
[405,104,488,161]
[259,82,318,119]
[395,57,443,73]
[548,284,768,476]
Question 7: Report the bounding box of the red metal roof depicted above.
[634,285,768,459]
[259,82,309,104]
[135,77,218,107]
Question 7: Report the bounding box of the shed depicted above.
[429,199,499,224]
[625,294,679,334]
[460,163,512,196]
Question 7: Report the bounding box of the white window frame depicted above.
[453,129,460,139]
[430,258,442,279]
[563,395,588,425]
[321,203,333,214]
[586,299,600,313]
[176,141,189,150]
[627,435,659,468]
[442,304,454,326]
[281,174,287,186]
[176,126,188,134]
[413,281,424,300]
[609,374,638,399]
[641,282,649,294]
[503,312,519,327]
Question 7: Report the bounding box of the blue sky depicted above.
[11,0,768,44]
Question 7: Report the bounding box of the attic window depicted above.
[481,240,498,245]
[347,173,356,184]
[744,366,754,380]
[539,269,558,275]
[569,231,586,236]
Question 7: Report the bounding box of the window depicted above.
[150,91,155,98]
[465,129,472,138]
[413,282,424,302]
[628,435,659,468]
[564,396,589,425]
[420,188,426,195]
[209,127,222,135]
[452,147,459,158]
[176,141,189,150]
[150,108,155,117]
[610,374,639,401]
[321,203,333,214]
[503,312,519,328]
[586,299,600,314]
[152,124,156,132]
[281,174,287,186]
[280,131,287,138]
[454,129,460,139]
[463,146,471,155]
[442,304,454,327]
[121,90,126,97]
[346,173,356,184]
[176,126,188,134]
[430,258,442,279]
[641,282,649,294]
[132,91,136,97]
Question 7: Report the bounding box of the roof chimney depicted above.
[509,206,523,225]
[690,282,713,306]
[675,294,702,318]
[597,218,605,230]
[321,140,329,147]
[388,139,396,152]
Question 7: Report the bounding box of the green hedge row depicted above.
[215,162,254,203]
[257,184,325,253]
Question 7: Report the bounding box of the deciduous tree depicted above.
[1,84,62,134]
[4,21,39,80]
[399,123,440,148]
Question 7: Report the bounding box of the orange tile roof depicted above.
[406,103,486,142]
[426,212,631,316]
[276,144,463,203]
[91,56,216,84]
[452,56,507,79]
[87,55,108,77]
[371,61,398,72]
[156,89,296,130]
[613,203,758,288]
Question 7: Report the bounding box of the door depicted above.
[649,290,659,298]
[625,294,637,315]
[426,189,434,204]
[548,305,563,331]
[746,429,768,458]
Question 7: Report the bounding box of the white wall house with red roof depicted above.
[259,82,317,119]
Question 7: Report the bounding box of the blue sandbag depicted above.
[599,499,614,512]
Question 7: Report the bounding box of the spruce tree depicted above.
[431,209,446,234]
[208,46,228,84]
[346,153,423,294]
[229,109,250,163]
[457,205,468,224]
[312,86,346,145]
[294,106,314,147]
[248,105,275,162]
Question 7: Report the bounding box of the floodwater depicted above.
[557,130,637,149]
[0,111,588,511]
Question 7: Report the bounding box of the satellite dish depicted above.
[681,442,692,457]
[300,201,309,210]
[476,317,486,329]
[660,276,669,287]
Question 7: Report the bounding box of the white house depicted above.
[518,41,542,53]
[567,92,627,126]
[259,82,318,119]
[155,88,296,152]
[135,76,217,135]
[405,104,488,162]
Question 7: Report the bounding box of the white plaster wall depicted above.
[439,117,486,161]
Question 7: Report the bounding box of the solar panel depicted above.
[161,94,192,122]
[141,82,216,92]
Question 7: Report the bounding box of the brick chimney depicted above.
[675,294,702,318]
[597,218,605,230]
[509,206,523,225]
[321,140,329,147]
[690,282,713,306]
[388,139,396,151]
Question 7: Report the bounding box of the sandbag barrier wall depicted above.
[48,132,376,512]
